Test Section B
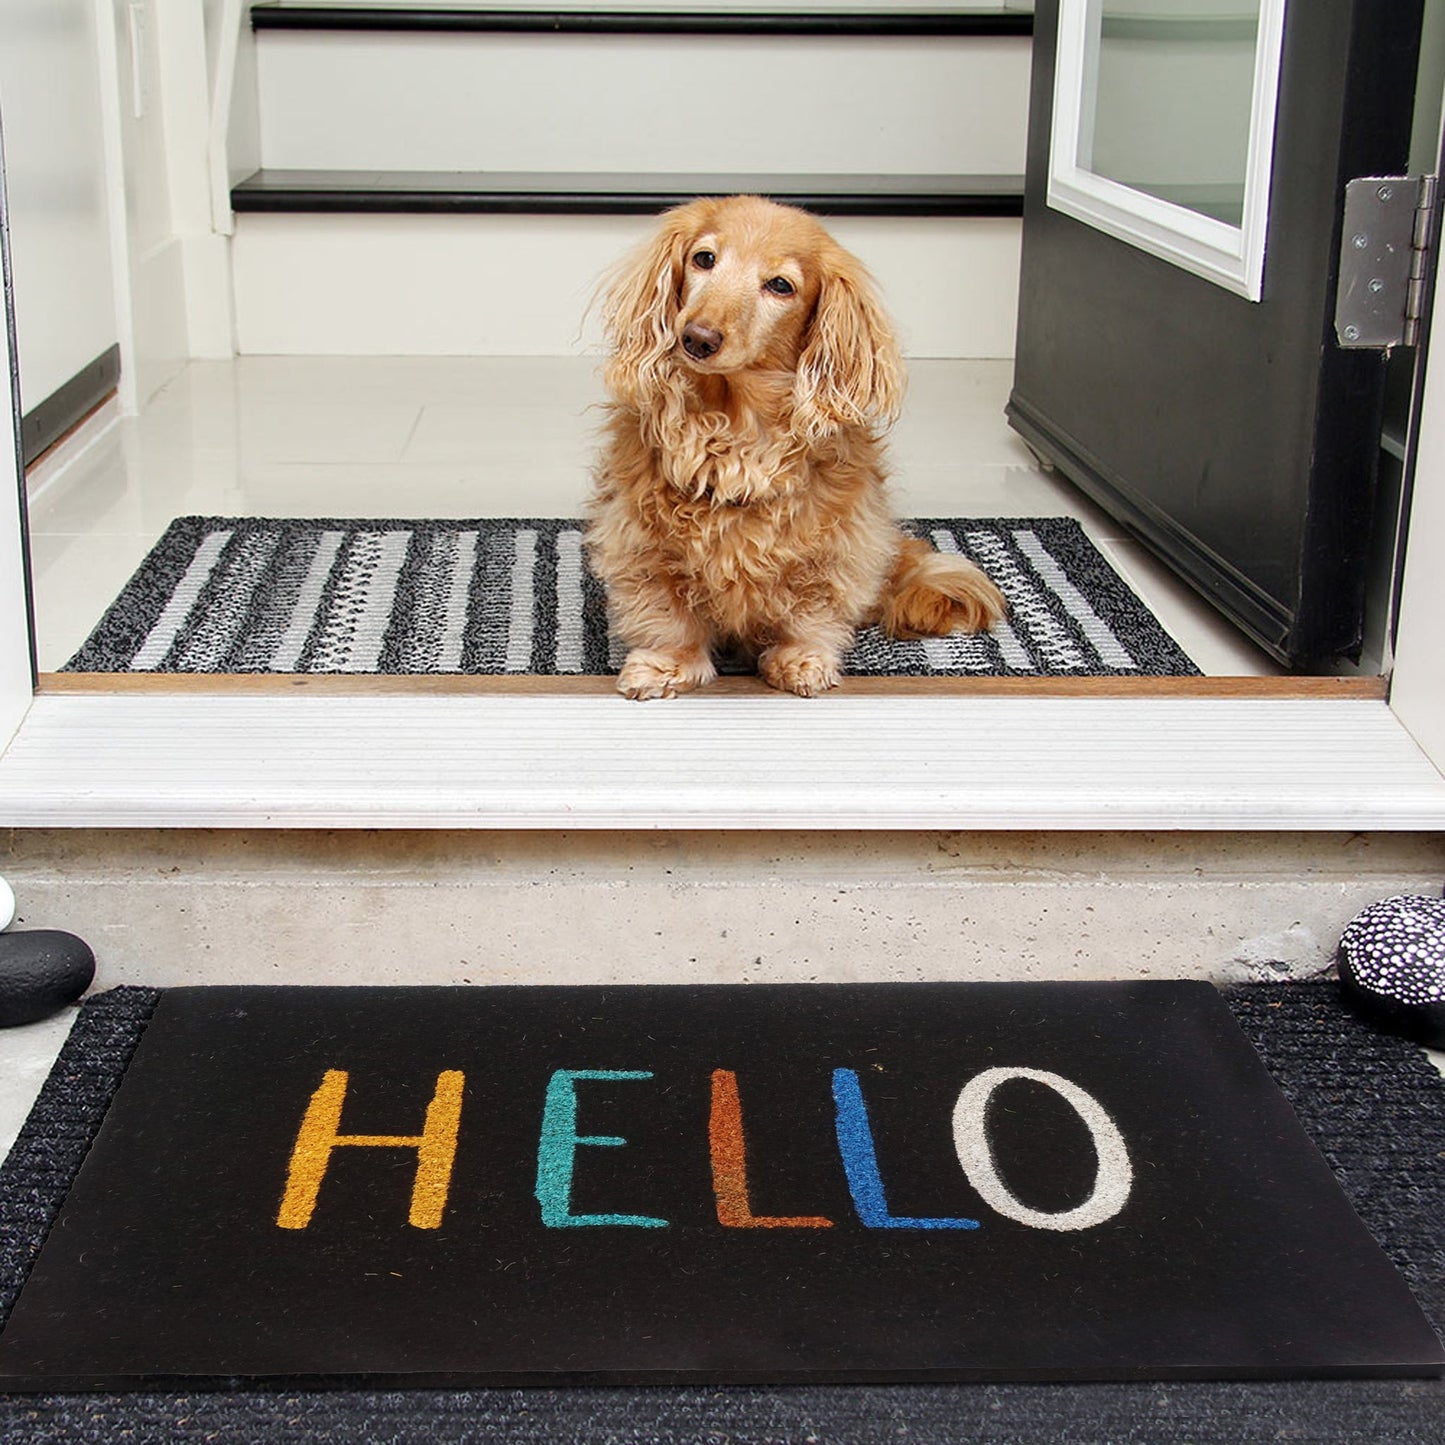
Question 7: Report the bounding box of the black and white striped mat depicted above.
[64,516,1200,676]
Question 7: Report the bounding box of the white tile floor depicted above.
[24,356,1283,676]
[0,1011,78,1162]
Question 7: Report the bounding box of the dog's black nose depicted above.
[682,324,723,360]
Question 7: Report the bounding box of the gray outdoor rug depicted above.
[63,516,1200,677]
[0,985,1439,1442]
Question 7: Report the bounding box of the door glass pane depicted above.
[1080,1,1261,226]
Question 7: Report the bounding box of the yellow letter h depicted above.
[277,1069,465,1230]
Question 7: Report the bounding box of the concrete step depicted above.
[4,829,1441,989]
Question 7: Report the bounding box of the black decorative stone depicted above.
[0,931,95,1028]
[1339,894,1445,1047]
[0,982,1438,1390]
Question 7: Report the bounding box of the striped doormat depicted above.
[63,516,1200,677]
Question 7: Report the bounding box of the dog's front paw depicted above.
[759,646,841,698]
[617,649,717,701]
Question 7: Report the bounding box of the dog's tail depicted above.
[876,536,1007,639]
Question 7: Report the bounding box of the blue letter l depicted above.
[832,1068,980,1230]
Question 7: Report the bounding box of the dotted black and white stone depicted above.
[1337,893,1445,1047]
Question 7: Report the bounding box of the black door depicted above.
[1008,0,1426,669]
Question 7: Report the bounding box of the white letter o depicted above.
[951,1067,1133,1231]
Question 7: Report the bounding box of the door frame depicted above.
[0,70,1442,828]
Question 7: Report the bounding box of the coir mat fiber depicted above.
[0,982,1441,1442]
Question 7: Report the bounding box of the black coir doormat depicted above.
[0,983,1439,1396]
[62,516,1200,677]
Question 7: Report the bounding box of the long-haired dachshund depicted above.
[586,195,1006,699]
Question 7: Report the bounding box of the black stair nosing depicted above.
[250,4,1034,37]
[230,170,1026,217]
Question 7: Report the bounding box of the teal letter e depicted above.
[535,1069,669,1228]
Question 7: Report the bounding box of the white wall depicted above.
[201,0,229,90]
[85,0,237,401]
[154,0,234,359]
[1390,44,1445,771]
[0,0,214,424]
[0,0,119,418]
[1393,332,1445,767]
[99,0,186,405]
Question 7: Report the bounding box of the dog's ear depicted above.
[794,247,904,438]
[599,204,698,407]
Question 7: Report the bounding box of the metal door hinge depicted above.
[1336,175,1437,349]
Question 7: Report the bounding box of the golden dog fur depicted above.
[585,195,1006,699]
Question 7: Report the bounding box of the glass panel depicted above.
[1079,1,1261,226]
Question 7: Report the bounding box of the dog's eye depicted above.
[764,276,796,296]
[692,250,716,270]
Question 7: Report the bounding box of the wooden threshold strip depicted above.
[38,673,1389,700]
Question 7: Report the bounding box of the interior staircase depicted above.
[224,2,1032,355]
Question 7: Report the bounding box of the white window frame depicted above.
[1047,0,1287,302]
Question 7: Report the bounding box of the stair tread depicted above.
[231,169,1025,217]
[250,4,1035,36]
